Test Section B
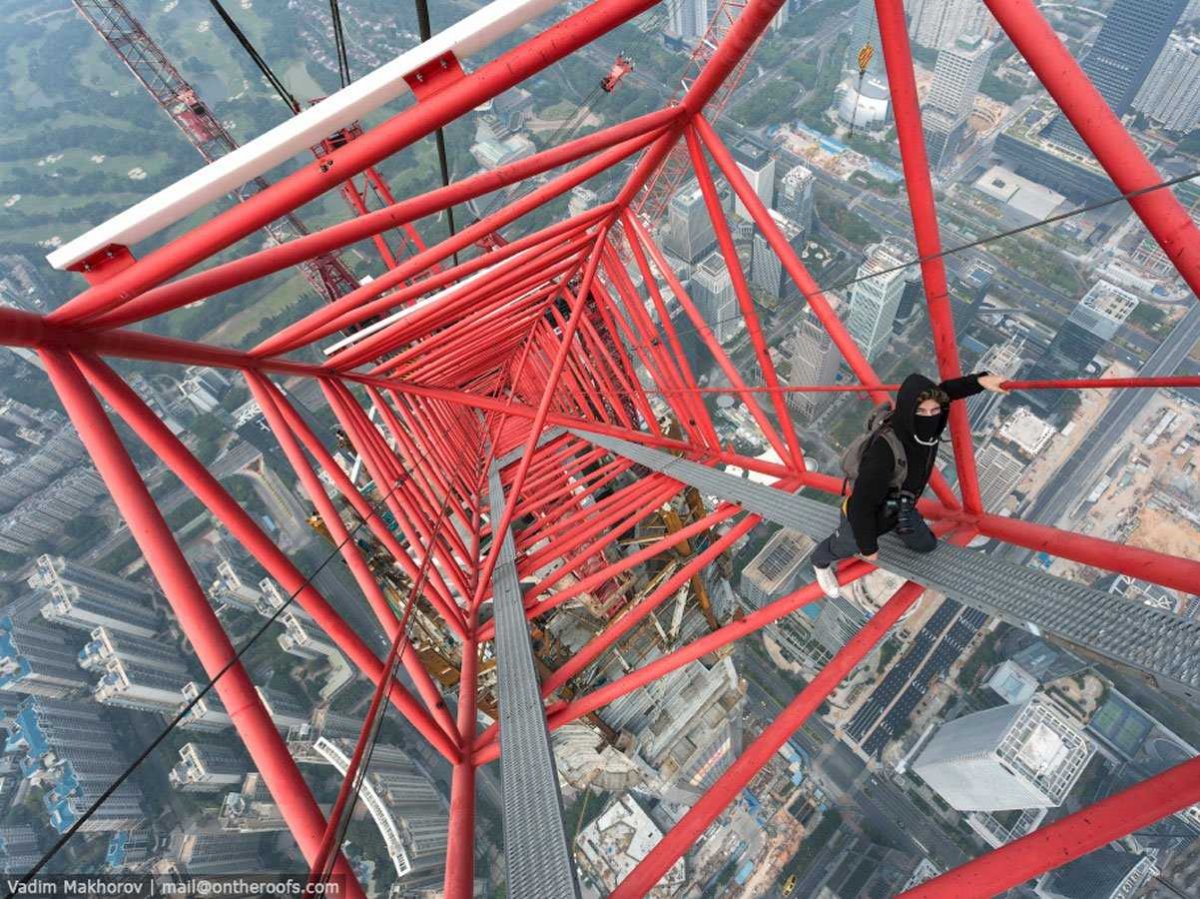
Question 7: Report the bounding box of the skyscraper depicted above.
[923,35,994,172]
[91,656,192,714]
[168,742,249,792]
[220,774,286,833]
[0,616,87,698]
[169,830,265,875]
[0,825,40,875]
[5,696,147,833]
[663,180,717,264]
[739,529,813,609]
[750,210,802,299]
[1025,280,1139,389]
[779,164,815,233]
[691,251,739,344]
[31,555,161,639]
[1044,0,1187,150]
[848,240,909,362]
[913,697,1094,811]
[667,0,709,41]
[975,443,1025,511]
[967,337,1024,434]
[731,140,775,220]
[910,0,995,50]
[1133,34,1200,132]
[786,308,842,419]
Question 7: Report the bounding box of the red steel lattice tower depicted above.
[6,1,1200,897]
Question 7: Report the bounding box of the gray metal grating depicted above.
[487,464,580,899]
[570,429,1200,692]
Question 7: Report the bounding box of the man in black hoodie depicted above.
[811,371,1008,599]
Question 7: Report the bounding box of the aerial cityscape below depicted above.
[0,0,1199,897]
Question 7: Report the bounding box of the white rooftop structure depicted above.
[913,697,1094,811]
[575,795,686,897]
[1000,407,1057,457]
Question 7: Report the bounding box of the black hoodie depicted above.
[845,372,988,554]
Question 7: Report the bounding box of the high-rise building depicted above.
[779,164,815,233]
[169,742,249,792]
[691,251,740,344]
[220,774,286,833]
[848,240,909,362]
[1037,846,1158,899]
[663,180,717,264]
[1044,0,1187,150]
[91,656,191,714]
[785,308,842,419]
[667,0,709,40]
[927,35,994,120]
[209,557,263,614]
[255,686,308,731]
[913,697,1094,811]
[5,696,147,833]
[750,210,803,299]
[277,610,341,661]
[0,824,39,875]
[169,830,264,875]
[31,555,161,638]
[177,680,232,733]
[923,35,994,172]
[1133,34,1200,132]
[768,2,788,32]
[79,626,185,673]
[975,443,1025,510]
[910,0,995,50]
[739,529,813,609]
[0,616,87,698]
[731,140,775,220]
[813,595,868,657]
[1025,280,1139,388]
[105,829,152,871]
[576,796,687,898]
[967,337,1024,433]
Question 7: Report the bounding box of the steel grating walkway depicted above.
[569,429,1200,693]
[487,463,580,899]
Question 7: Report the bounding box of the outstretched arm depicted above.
[940,371,1008,401]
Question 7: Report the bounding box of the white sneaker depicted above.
[814,564,840,599]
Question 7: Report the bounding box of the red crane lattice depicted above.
[5,1,1200,897]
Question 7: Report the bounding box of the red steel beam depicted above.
[874,0,983,515]
[610,532,973,896]
[684,123,807,472]
[75,353,461,763]
[984,0,1200,300]
[49,0,665,326]
[900,755,1200,897]
[690,116,964,512]
[39,348,363,897]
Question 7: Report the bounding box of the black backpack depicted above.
[840,404,907,495]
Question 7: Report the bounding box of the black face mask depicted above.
[914,414,941,445]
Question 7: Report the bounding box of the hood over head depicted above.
[892,373,949,445]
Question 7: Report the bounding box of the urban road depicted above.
[1003,301,1200,562]
[737,647,972,875]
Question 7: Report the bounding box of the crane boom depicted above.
[71,0,359,304]
[635,0,765,227]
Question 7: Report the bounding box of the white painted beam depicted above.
[48,0,568,271]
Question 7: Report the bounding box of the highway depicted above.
[1003,301,1200,562]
